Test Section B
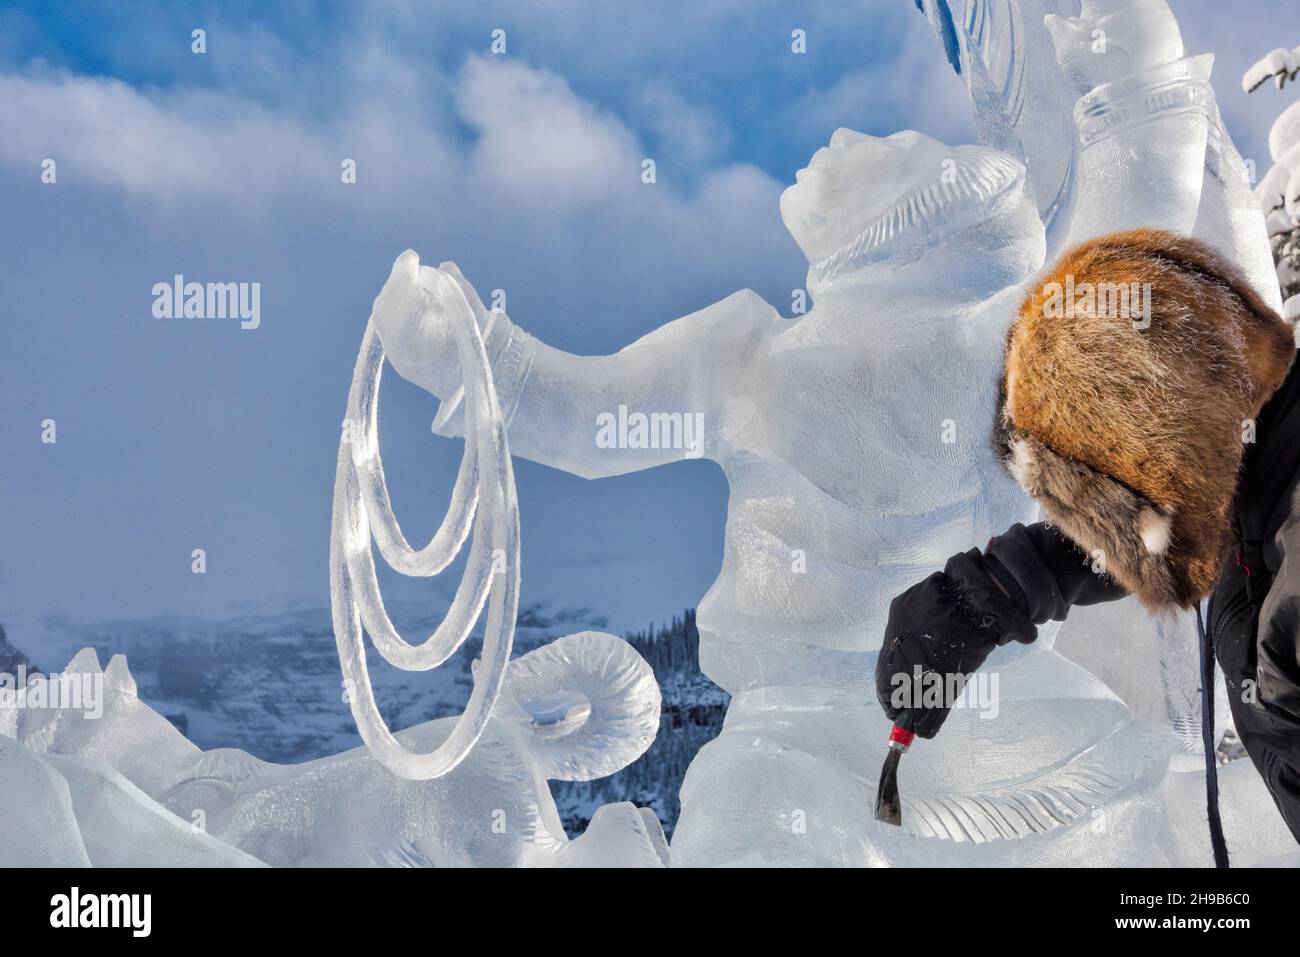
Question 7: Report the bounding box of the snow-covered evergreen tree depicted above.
[1245,45,1300,316]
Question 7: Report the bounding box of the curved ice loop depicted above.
[352,325,478,579]
[497,631,664,782]
[342,324,492,671]
[329,278,520,780]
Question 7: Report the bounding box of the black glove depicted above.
[875,549,1036,739]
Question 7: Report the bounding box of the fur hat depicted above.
[995,228,1296,610]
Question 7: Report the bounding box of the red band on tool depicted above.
[889,724,915,748]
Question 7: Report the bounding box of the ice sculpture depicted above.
[912,0,1082,243]
[330,252,522,781]
[370,0,1300,865]
[157,631,664,867]
[10,637,665,867]
[3,651,262,867]
[6,272,666,869]
[18,648,200,795]
[0,738,92,867]
[325,245,670,865]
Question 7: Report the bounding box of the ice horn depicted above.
[329,273,521,780]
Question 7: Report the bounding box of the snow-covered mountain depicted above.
[0,622,34,676]
[8,604,725,837]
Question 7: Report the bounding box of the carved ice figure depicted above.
[3,650,262,867]
[370,0,1299,865]
[0,737,93,867]
[156,631,665,867]
[15,637,665,867]
[330,249,524,783]
[17,648,200,794]
[920,0,1278,304]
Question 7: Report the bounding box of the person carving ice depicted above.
[370,0,1300,865]
[875,227,1300,864]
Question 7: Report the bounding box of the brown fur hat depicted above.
[995,228,1296,610]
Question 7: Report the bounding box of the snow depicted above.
[1243,46,1300,93]
[1245,36,1300,309]
[1270,100,1300,167]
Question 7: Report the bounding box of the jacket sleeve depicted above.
[982,522,1128,626]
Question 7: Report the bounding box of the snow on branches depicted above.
[1244,46,1300,93]
[1246,44,1300,312]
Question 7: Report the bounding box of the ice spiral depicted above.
[329,279,519,780]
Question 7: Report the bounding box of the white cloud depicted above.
[637,82,730,171]
[787,12,976,148]
[0,48,784,237]
[455,54,642,206]
[0,69,329,199]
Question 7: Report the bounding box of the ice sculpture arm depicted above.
[371,251,784,478]
[432,287,784,480]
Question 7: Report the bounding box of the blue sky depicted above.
[1,0,1296,653]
